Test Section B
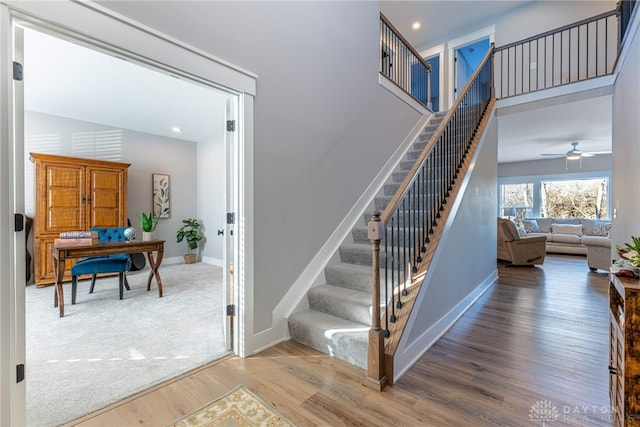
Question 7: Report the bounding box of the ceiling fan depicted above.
[540,141,610,168]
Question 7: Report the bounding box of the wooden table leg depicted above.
[53,257,66,317]
[146,247,164,297]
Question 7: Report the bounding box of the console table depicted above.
[609,273,640,426]
[52,239,165,317]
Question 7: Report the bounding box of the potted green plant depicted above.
[137,212,159,241]
[176,218,203,264]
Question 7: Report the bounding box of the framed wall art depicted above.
[152,173,171,218]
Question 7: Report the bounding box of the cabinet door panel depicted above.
[88,167,126,227]
[39,164,85,234]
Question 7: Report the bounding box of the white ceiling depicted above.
[381,0,533,49]
[24,28,229,144]
[497,95,612,163]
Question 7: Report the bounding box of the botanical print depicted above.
[153,173,170,218]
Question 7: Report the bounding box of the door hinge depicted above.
[226,304,236,316]
[13,62,23,81]
[226,120,236,132]
[226,212,236,224]
[16,364,25,383]
[14,213,24,232]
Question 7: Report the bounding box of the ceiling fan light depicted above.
[566,152,581,160]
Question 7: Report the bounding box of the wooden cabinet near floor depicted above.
[30,153,130,287]
[609,273,640,427]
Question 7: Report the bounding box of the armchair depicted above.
[497,217,547,266]
[71,227,132,304]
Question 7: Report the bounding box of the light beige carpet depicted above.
[169,386,295,427]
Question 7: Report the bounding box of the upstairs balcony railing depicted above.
[494,10,618,98]
[380,13,432,109]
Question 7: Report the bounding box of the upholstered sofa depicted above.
[519,217,612,271]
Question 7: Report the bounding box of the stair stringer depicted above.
[380,100,500,383]
[255,113,433,352]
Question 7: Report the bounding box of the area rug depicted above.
[169,385,295,427]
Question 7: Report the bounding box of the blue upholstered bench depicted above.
[71,227,132,304]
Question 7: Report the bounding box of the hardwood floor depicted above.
[66,255,613,426]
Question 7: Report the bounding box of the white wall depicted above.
[24,111,199,259]
[99,1,423,334]
[611,11,640,253]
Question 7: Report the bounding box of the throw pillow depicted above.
[551,223,583,236]
[523,219,540,233]
[592,221,612,237]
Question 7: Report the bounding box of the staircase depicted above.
[288,110,447,369]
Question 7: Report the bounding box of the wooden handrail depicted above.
[380,44,494,226]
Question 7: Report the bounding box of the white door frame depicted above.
[419,43,445,113]
[0,7,26,425]
[447,25,495,109]
[0,2,256,424]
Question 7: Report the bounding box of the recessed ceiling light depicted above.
[412,22,421,30]
[171,127,182,133]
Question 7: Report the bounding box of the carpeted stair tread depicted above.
[288,310,368,369]
[308,284,373,325]
[324,263,373,293]
[339,243,376,266]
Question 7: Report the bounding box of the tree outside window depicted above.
[540,179,608,219]
[501,183,533,224]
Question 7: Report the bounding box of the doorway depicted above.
[20,25,239,426]
[453,37,490,100]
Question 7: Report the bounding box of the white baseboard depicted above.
[202,256,223,266]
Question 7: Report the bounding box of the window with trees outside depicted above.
[499,176,609,223]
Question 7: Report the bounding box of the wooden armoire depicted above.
[30,153,130,287]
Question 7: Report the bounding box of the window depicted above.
[501,182,533,223]
[498,175,610,220]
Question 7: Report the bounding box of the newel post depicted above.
[364,211,388,390]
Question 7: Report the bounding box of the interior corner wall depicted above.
[611,15,640,250]
[394,111,498,378]
[24,111,197,259]
[99,1,423,337]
